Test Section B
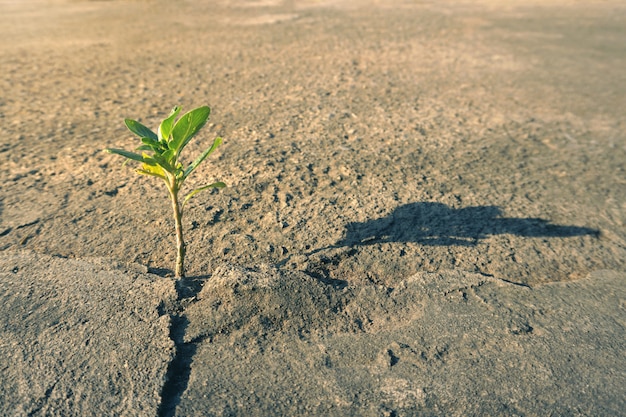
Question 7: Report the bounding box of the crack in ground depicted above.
[157,276,207,417]
[157,315,196,417]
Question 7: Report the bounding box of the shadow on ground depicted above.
[337,202,599,247]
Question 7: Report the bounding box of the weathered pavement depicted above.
[0,251,176,416]
[2,251,623,416]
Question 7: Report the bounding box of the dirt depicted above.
[1,0,625,415]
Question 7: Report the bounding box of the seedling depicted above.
[105,105,225,278]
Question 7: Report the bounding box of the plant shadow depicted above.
[336,202,599,248]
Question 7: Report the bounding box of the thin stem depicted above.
[169,185,186,278]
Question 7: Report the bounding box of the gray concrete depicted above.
[179,266,625,416]
[0,250,176,416]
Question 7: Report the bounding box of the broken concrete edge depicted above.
[0,250,179,416]
[175,263,626,416]
[2,249,622,416]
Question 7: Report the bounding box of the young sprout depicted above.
[105,105,225,278]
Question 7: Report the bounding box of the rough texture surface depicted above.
[1,0,624,287]
[180,265,625,417]
[0,250,176,416]
[0,0,625,415]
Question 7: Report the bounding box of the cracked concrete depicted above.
[1,0,625,415]
[176,265,626,416]
[0,251,177,416]
[1,252,624,416]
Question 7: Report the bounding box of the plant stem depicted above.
[170,188,186,278]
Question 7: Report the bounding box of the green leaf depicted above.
[182,182,226,209]
[170,106,211,155]
[141,153,159,166]
[137,162,167,179]
[141,136,161,148]
[162,149,176,164]
[125,119,158,141]
[184,137,222,179]
[136,169,166,180]
[158,106,181,141]
[151,153,176,174]
[105,148,150,164]
[159,149,178,168]
[136,136,164,152]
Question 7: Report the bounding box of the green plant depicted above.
[105,105,225,278]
